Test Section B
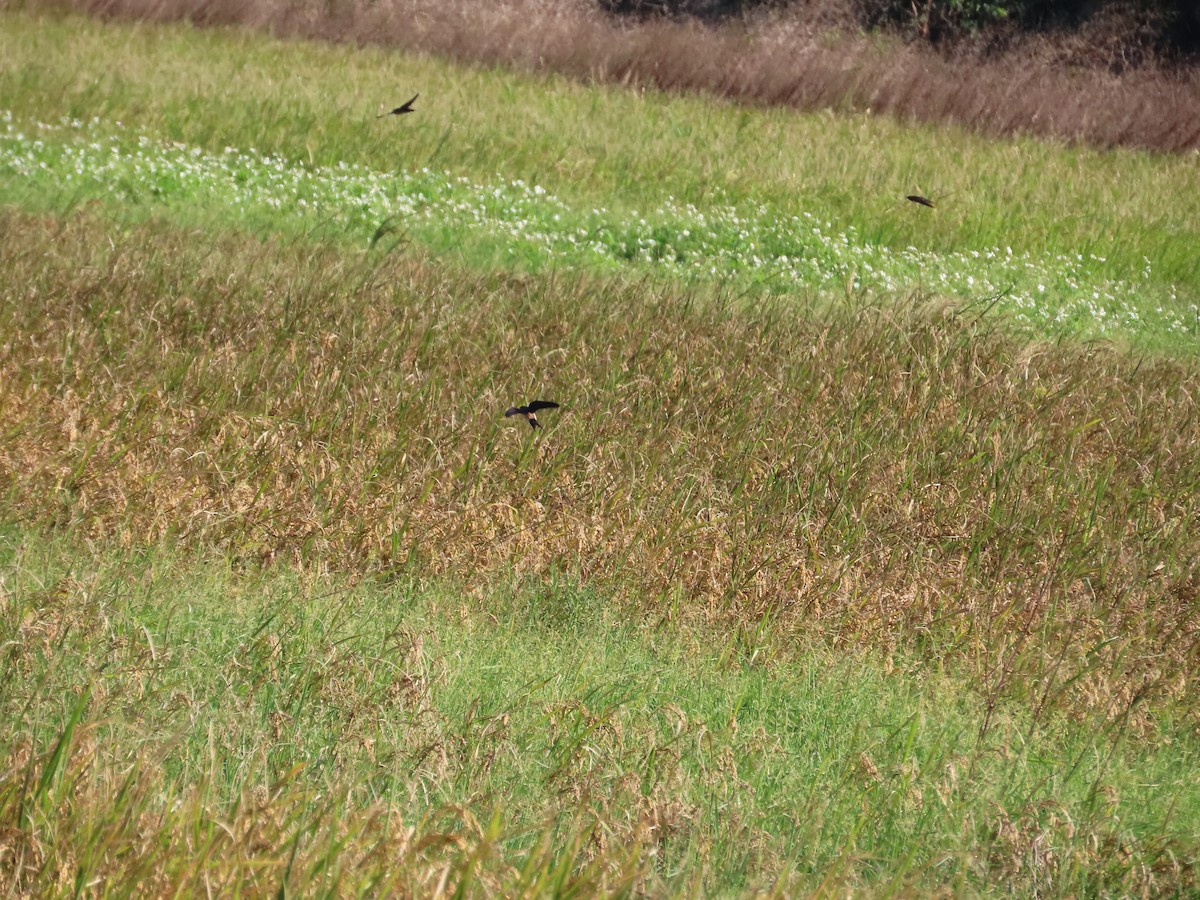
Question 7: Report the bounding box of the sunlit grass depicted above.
[4,206,1199,730]
[0,10,1197,331]
[2,112,1195,350]
[4,533,1197,895]
[3,7,1200,893]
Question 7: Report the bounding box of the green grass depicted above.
[3,205,1199,726]
[4,111,1193,348]
[4,532,1197,895]
[1,10,1199,352]
[3,7,1200,894]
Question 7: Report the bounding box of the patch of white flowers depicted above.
[2,111,1195,340]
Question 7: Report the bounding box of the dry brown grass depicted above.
[3,208,1200,728]
[17,0,1200,151]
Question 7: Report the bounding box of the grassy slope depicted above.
[1,11,1198,303]
[2,205,1199,892]
[2,8,1200,896]
[4,533,1198,895]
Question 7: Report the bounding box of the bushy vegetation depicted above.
[603,0,1015,29]
[604,0,1200,49]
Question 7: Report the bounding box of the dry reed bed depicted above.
[23,0,1200,152]
[2,209,1199,723]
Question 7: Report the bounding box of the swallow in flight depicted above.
[378,93,419,117]
[906,194,935,208]
[505,400,559,429]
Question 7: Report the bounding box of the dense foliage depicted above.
[601,0,1200,52]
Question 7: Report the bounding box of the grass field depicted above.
[2,11,1199,352]
[21,0,1200,153]
[2,7,1200,896]
[5,533,1198,894]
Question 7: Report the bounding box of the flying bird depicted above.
[906,194,935,208]
[505,400,560,429]
[378,93,419,118]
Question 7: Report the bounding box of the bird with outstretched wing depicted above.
[505,400,559,429]
[378,93,419,118]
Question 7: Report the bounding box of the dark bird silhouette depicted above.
[906,194,935,208]
[378,94,419,118]
[505,400,559,429]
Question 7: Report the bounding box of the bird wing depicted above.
[403,93,419,109]
[504,407,522,417]
[526,400,560,412]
